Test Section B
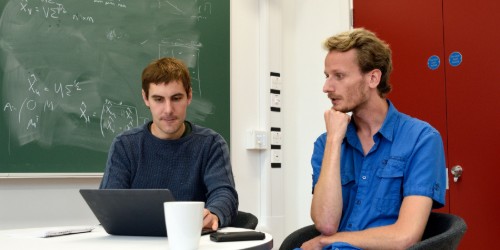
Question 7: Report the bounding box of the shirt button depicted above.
[356,200,361,205]
[348,223,352,228]
[362,176,367,180]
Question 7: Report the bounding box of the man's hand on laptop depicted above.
[203,209,219,230]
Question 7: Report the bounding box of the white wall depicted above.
[0,0,350,248]
[281,0,350,232]
[0,178,101,229]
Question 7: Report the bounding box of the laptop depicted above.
[80,189,176,237]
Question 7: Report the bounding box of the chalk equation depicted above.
[100,99,138,138]
[16,0,213,24]
[19,0,95,24]
[1,72,144,149]
[3,73,86,129]
[17,0,130,23]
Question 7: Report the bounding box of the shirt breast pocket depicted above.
[340,171,356,212]
[375,158,405,214]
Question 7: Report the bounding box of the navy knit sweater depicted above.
[100,121,238,227]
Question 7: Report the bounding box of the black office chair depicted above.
[408,212,467,250]
[279,212,467,250]
[279,224,320,250]
[230,210,259,230]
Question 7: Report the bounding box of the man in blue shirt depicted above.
[300,29,446,249]
[100,57,238,231]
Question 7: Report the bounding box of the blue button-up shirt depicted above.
[311,100,446,232]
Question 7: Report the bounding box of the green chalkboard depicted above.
[0,0,229,173]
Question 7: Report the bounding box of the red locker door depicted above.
[443,0,500,248]
[353,0,449,210]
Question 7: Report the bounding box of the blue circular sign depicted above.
[449,52,463,67]
[427,55,440,70]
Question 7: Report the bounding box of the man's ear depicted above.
[368,69,382,89]
[142,89,150,107]
[187,87,193,105]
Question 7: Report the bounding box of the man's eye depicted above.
[335,74,344,80]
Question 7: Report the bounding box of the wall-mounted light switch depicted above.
[246,130,268,150]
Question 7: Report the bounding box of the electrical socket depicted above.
[271,149,282,163]
[270,131,282,145]
[270,94,281,108]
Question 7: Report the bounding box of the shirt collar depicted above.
[378,99,399,142]
[345,99,400,144]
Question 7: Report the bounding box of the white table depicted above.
[0,226,273,250]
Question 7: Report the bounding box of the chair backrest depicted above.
[279,224,320,250]
[407,212,467,250]
[230,211,259,230]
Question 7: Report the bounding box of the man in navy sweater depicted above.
[100,57,238,230]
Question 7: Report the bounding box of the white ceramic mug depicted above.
[164,201,204,250]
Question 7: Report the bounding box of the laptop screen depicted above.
[80,189,175,237]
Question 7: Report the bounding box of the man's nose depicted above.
[164,100,173,113]
[323,79,334,93]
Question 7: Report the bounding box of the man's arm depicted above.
[310,132,343,235]
[317,195,432,250]
[100,137,131,189]
[203,134,239,228]
[311,109,350,235]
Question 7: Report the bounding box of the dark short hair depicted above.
[324,28,393,97]
[141,57,191,98]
